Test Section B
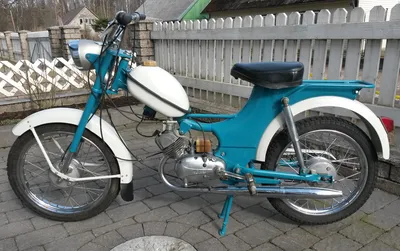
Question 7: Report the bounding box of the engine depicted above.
[155,122,226,186]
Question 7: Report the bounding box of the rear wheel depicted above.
[262,116,377,224]
[7,123,120,221]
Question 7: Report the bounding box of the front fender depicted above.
[13,108,134,184]
[256,96,390,161]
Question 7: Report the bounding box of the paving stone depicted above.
[200,194,227,204]
[168,210,211,227]
[233,196,266,208]
[0,190,17,201]
[132,167,158,179]
[0,199,22,213]
[146,183,173,195]
[340,221,384,245]
[106,201,149,222]
[195,238,227,251]
[174,191,201,199]
[0,238,17,251]
[361,189,398,214]
[132,176,159,190]
[0,183,11,193]
[302,218,353,238]
[202,201,242,220]
[363,208,400,231]
[0,213,8,226]
[181,228,212,245]
[164,222,192,238]
[135,206,178,222]
[44,231,94,251]
[0,175,7,184]
[0,220,34,240]
[231,205,274,226]
[92,231,125,249]
[16,225,68,250]
[235,221,282,247]
[92,218,135,237]
[220,234,251,251]
[313,233,362,251]
[382,199,400,216]
[271,227,320,251]
[379,226,400,249]
[78,242,109,251]
[143,221,167,236]
[260,200,279,214]
[31,217,60,230]
[170,196,210,215]
[251,242,283,251]
[116,223,144,240]
[266,213,298,233]
[23,246,45,251]
[200,217,245,238]
[358,240,398,251]
[6,208,36,222]
[142,192,181,209]
[64,213,113,235]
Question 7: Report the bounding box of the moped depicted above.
[7,11,390,235]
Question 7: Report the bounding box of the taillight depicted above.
[381,117,394,133]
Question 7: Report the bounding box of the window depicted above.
[80,19,83,24]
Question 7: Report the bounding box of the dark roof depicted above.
[204,0,354,12]
[136,0,197,21]
[62,6,97,25]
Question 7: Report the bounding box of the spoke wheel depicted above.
[262,116,377,224]
[7,124,120,221]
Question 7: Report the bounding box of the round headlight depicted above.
[68,40,102,70]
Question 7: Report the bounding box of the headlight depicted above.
[68,40,102,70]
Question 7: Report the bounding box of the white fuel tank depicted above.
[127,65,190,117]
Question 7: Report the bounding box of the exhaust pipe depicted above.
[212,186,343,199]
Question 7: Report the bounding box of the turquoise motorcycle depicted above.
[7,11,390,235]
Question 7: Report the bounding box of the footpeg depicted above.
[245,173,256,195]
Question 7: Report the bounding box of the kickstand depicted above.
[218,195,234,236]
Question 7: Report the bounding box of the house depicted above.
[203,0,399,21]
[61,6,98,34]
[135,0,211,21]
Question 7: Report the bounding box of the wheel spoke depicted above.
[51,137,65,154]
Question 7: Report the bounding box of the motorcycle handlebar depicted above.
[115,11,146,26]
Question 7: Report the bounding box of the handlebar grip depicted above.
[139,13,146,20]
[116,11,146,25]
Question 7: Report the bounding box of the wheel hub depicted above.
[306,156,337,180]
[49,159,82,188]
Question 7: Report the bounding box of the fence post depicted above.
[128,20,157,64]
[60,25,81,60]
[48,26,62,58]
[4,31,14,61]
[18,30,29,60]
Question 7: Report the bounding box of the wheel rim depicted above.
[18,130,112,214]
[276,129,368,216]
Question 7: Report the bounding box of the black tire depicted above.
[7,123,120,222]
[262,116,378,225]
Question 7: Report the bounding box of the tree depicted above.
[92,17,109,32]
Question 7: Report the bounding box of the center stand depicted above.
[218,195,234,236]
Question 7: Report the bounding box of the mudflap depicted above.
[120,180,134,201]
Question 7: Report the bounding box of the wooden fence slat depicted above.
[242,16,252,66]
[161,22,168,70]
[174,21,180,75]
[360,6,386,103]
[344,8,365,80]
[262,14,275,62]
[251,15,263,63]
[327,8,348,80]
[187,21,194,81]
[229,17,240,106]
[193,20,201,98]
[378,4,400,107]
[153,22,161,66]
[207,19,216,102]
[299,11,315,79]
[274,13,287,61]
[215,18,224,103]
[168,22,174,73]
[181,21,187,77]
[286,12,300,62]
[312,9,331,80]
[200,19,208,100]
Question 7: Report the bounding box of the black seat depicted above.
[231,62,304,89]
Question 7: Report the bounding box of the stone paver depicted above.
[0,114,399,251]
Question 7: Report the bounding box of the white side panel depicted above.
[12,108,134,184]
[128,66,190,117]
[256,96,390,161]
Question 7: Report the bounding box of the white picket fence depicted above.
[151,5,400,126]
[0,57,94,98]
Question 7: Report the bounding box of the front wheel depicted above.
[7,123,120,221]
[262,116,378,224]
